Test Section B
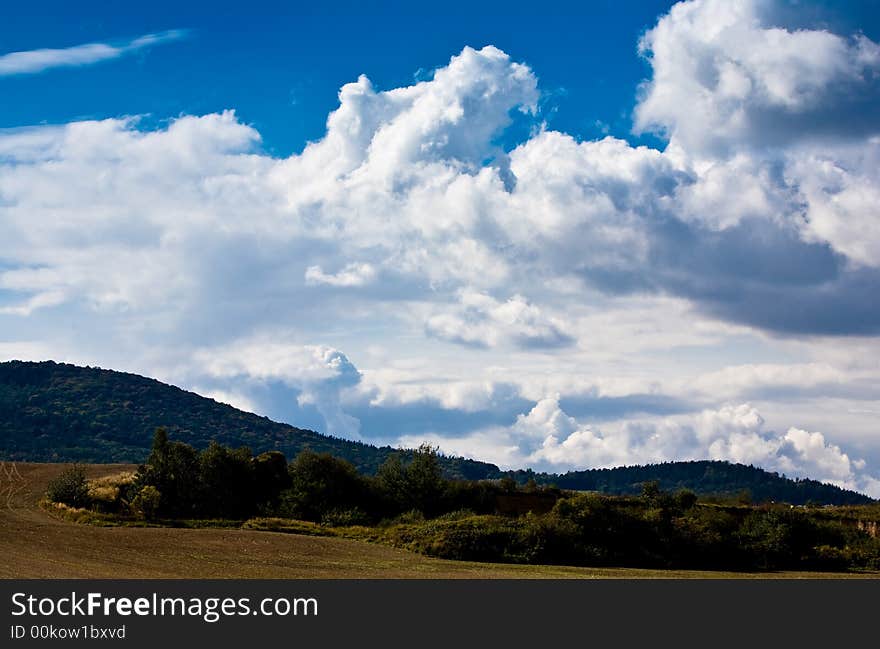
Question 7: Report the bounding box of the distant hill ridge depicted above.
[510,461,875,505]
[0,360,873,504]
[0,360,494,478]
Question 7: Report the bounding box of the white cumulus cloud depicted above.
[305,263,377,287]
[635,0,880,157]
[1,4,879,490]
[425,290,573,348]
[193,338,362,438]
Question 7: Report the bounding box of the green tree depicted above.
[640,480,662,502]
[46,465,90,507]
[736,509,817,570]
[254,450,291,510]
[198,441,256,518]
[138,427,200,517]
[282,450,367,522]
[376,453,409,511]
[375,445,446,516]
[407,444,444,515]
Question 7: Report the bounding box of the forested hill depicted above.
[0,360,493,478]
[509,461,874,505]
[0,360,873,504]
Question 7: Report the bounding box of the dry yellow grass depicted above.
[85,470,136,504]
[1,462,876,579]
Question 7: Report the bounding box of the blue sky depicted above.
[2,0,880,495]
[5,0,878,155]
[2,0,680,153]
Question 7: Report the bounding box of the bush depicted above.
[435,509,477,522]
[46,465,90,508]
[321,507,370,527]
[390,515,521,562]
[86,471,136,513]
[441,480,500,515]
[87,485,119,513]
[131,485,162,520]
[382,509,426,526]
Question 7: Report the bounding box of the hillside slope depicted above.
[0,360,493,478]
[0,360,873,504]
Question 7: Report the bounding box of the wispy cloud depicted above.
[0,29,188,77]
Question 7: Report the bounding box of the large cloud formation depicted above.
[1,1,879,494]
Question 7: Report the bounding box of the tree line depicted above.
[49,427,526,524]
[46,429,880,572]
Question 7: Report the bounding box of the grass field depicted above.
[1,462,877,579]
